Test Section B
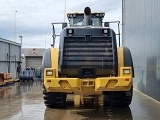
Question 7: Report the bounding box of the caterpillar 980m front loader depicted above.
[42,7,134,108]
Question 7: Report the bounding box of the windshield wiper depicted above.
[74,18,84,25]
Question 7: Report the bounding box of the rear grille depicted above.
[62,37,114,69]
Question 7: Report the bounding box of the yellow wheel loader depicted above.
[42,7,134,108]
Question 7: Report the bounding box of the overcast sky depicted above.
[0,0,122,48]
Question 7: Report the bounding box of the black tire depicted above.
[103,47,134,107]
[103,92,112,107]
[123,47,134,77]
[103,87,133,107]
[42,49,67,108]
[122,47,134,106]
[42,48,52,80]
[113,87,133,107]
[43,86,67,108]
[123,87,133,106]
[31,78,34,81]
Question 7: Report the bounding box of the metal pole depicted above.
[64,0,66,22]
[45,32,46,49]
[107,21,121,47]
[18,36,22,79]
[122,0,124,46]
[14,10,17,42]
[118,22,120,47]
[52,23,55,47]
[19,36,23,47]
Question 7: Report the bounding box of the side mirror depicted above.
[104,22,109,27]
[62,23,67,29]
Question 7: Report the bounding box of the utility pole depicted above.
[14,10,17,42]
[45,32,46,49]
[19,36,23,47]
[64,0,66,22]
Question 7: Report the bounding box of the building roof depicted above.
[0,38,21,46]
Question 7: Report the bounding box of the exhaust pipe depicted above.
[83,7,92,25]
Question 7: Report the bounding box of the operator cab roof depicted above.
[67,12,105,19]
[67,12,105,27]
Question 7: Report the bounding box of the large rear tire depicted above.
[103,47,134,107]
[103,87,133,107]
[123,47,134,77]
[42,49,67,108]
[43,86,67,108]
[42,48,52,79]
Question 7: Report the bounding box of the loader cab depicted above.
[67,12,105,27]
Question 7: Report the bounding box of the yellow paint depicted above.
[43,47,133,95]
[95,77,132,91]
[44,68,56,78]
[95,66,132,91]
[120,67,132,77]
[117,47,124,76]
[74,95,81,107]
[50,48,59,77]
[44,77,81,92]
[44,66,132,94]
[59,80,71,89]
[82,79,94,87]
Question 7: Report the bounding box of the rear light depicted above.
[123,69,130,74]
[103,29,108,34]
[68,29,73,34]
[120,67,132,77]
[102,29,109,36]
[67,29,74,36]
[46,70,53,76]
[47,80,51,82]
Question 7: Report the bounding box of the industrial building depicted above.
[122,0,160,101]
[21,48,46,70]
[0,38,45,79]
[0,38,21,79]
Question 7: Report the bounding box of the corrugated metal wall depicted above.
[26,56,42,68]
[0,38,21,78]
[122,0,160,101]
